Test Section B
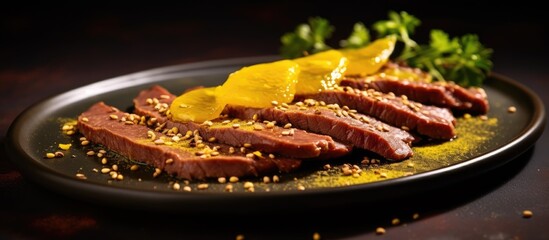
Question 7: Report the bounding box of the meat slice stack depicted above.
[77,102,302,180]
[132,85,351,160]
[339,63,489,115]
[76,63,489,180]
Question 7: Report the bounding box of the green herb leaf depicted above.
[403,30,493,87]
[280,17,334,58]
[339,22,370,49]
[373,10,421,57]
[278,11,494,87]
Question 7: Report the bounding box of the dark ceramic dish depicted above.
[6,56,545,214]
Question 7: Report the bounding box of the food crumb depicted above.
[375,227,386,235]
[313,232,321,240]
[508,106,517,113]
[412,213,420,220]
[522,210,533,218]
[391,218,400,225]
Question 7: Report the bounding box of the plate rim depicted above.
[5,56,546,212]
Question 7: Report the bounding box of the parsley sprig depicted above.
[279,11,493,87]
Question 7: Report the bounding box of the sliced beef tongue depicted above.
[224,99,415,161]
[295,86,457,140]
[340,65,489,114]
[77,102,302,180]
[133,85,351,159]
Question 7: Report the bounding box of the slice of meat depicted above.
[224,99,414,161]
[295,86,456,140]
[340,77,489,114]
[133,85,351,159]
[77,102,302,180]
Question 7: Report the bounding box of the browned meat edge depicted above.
[224,99,414,161]
[340,77,489,114]
[132,85,351,159]
[77,102,302,180]
[295,87,456,140]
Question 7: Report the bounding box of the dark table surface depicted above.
[2,3,548,240]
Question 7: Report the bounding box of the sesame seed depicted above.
[283,123,292,129]
[243,143,252,148]
[232,123,240,128]
[508,106,517,113]
[281,130,290,136]
[266,122,275,129]
[229,147,235,154]
[76,173,86,179]
[101,168,111,174]
[375,227,386,235]
[117,174,124,180]
[246,153,254,158]
[173,182,181,190]
[253,124,264,130]
[268,154,275,159]
[297,185,305,191]
[229,176,239,183]
[523,210,533,218]
[392,218,400,225]
[111,164,118,171]
[243,182,254,189]
[313,232,321,240]
[263,176,270,183]
[165,158,174,164]
[153,168,162,178]
[101,158,107,164]
[130,165,139,171]
[225,184,233,192]
[86,151,95,156]
[323,164,331,170]
[109,114,118,120]
[412,213,420,220]
[183,186,192,192]
[218,177,227,183]
[273,175,279,183]
[197,183,209,190]
[271,100,279,106]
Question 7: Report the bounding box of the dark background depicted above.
[1,2,548,239]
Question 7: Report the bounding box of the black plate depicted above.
[6,56,546,214]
